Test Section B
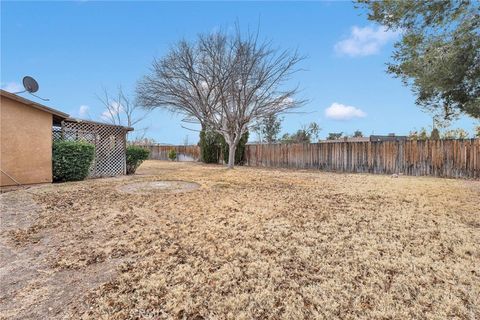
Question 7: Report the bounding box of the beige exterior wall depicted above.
[1,96,53,186]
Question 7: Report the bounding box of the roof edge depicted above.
[0,89,70,119]
[64,117,134,131]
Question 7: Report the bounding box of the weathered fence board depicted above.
[141,139,479,178]
[245,140,480,179]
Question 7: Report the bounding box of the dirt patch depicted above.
[1,161,479,319]
[0,184,125,319]
[0,189,42,231]
[117,180,200,194]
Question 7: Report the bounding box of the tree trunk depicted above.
[227,143,236,169]
[199,123,206,162]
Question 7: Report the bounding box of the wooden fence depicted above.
[145,145,200,161]
[245,140,480,179]
[142,139,480,178]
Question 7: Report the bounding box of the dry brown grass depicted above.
[1,161,479,319]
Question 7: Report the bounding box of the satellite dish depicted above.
[12,76,49,101]
[23,76,39,93]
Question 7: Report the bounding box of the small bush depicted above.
[126,146,150,175]
[53,140,95,182]
[168,149,177,161]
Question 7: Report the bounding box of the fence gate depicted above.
[54,119,132,177]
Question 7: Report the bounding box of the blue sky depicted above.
[2,1,478,144]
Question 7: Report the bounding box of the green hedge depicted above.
[126,145,150,174]
[52,141,95,182]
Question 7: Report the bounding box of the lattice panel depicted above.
[58,120,128,177]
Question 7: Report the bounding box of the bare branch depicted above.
[97,86,152,137]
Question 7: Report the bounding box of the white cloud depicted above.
[1,82,22,93]
[325,102,366,121]
[101,110,112,121]
[101,101,123,121]
[334,25,398,57]
[78,105,89,117]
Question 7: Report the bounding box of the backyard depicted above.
[1,160,479,319]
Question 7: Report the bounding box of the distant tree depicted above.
[327,132,343,140]
[289,129,311,143]
[253,114,282,143]
[408,130,419,140]
[442,128,469,139]
[308,122,321,142]
[430,128,440,140]
[251,123,262,142]
[357,1,480,120]
[458,129,470,139]
[280,122,321,144]
[353,130,363,138]
[280,131,304,144]
[475,126,480,138]
[129,137,156,146]
[280,133,293,143]
[459,129,470,139]
[410,128,428,141]
[418,127,428,141]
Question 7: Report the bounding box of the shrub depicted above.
[199,130,223,163]
[52,140,95,182]
[168,149,177,161]
[126,145,150,175]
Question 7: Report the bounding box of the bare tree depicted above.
[97,86,150,136]
[136,35,224,130]
[137,28,304,168]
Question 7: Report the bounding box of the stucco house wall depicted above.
[1,94,55,186]
[1,89,129,186]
